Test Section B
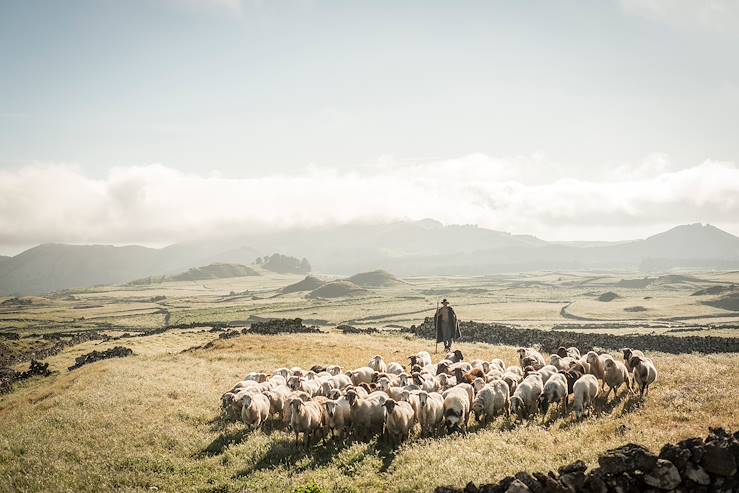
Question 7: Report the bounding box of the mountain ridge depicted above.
[1,221,738,295]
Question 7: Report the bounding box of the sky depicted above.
[1,0,739,254]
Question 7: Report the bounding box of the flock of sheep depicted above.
[221,346,658,449]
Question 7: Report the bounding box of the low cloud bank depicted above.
[1,154,738,253]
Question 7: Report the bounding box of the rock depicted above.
[513,472,544,493]
[659,443,692,470]
[558,460,587,475]
[598,443,658,474]
[68,346,133,370]
[684,463,711,485]
[644,459,682,490]
[504,480,531,493]
[702,443,737,477]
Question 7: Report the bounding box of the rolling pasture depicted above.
[1,270,738,492]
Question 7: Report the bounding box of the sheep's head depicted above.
[290,398,304,413]
[629,355,644,368]
[473,378,486,393]
[436,361,450,375]
[472,398,484,421]
[586,352,600,366]
[556,347,568,358]
[510,396,525,419]
[377,377,391,391]
[604,359,616,370]
[287,376,301,390]
[453,349,464,361]
[523,365,537,377]
[411,364,422,374]
[481,361,490,373]
[517,348,527,358]
[622,348,633,361]
[346,390,358,406]
[383,399,397,415]
[398,373,409,386]
[408,355,418,366]
[570,361,586,374]
[324,400,338,418]
[444,407,462,429]
[538,394,550,415]
[327,389,342,400]
[418,391,428,406]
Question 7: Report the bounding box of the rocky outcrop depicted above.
[412,318,739,354]
[434,428,738,493]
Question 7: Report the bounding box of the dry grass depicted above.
[1,330,738,493]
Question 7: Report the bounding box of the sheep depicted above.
[630,355,657,398]
[383,399,415,446]
[454,367,486,386]
[445,349,464,363]
[409,351,433,368]
[289,398,324,449]
[549,354,575,371]
[472,380,510,425]
[324,397,352,439]
[517,348,545,369]
[262,388,291,423]
[442,386,470,433]
[573,374,599,419]
[417,391,444,436]
[585,351,608,385]
[349,367,375,386]
[472,377,488,394]
[386,362,405,375]
[245,372,268,383]
[556,346,581,359]
[436,373,456,390]
[221,391,241,420]
[272,368,290,379]
[536,365,560,385]
[346,389,388,440]
[281,391,312,428]
[368,355,387,373]
[241,392,271,431]
[436,360,452,375]
[326,365,342,376]
[412,372,437,393]
[622,348,645,372]
[490,358,506,372]
[510,373,544,420]
[502,370,522,396]
[560,369,583,395]
[400,389,422,423]
[539,372,568,421]
[603,358,631,400]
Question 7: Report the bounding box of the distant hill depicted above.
[347,270,404,287]
[2,221,739,295]
[306,280,368,299]
[128,263,259,285]
[281,275,325,294]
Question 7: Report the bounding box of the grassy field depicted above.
[1,270,739,492]
[1,330,738,493]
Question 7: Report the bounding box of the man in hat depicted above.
[435,299,461,352]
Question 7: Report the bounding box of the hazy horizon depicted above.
[2,1,739,254]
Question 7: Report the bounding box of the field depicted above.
[1,270,739,492]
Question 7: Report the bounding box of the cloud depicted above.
[0,155,738,252]
[618,0,739,34]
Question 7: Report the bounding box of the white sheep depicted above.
[573,374,599,419]
[289,398,324,449]
[472,380,510,425]
[442,386,470,433]
[241,392,270,431]
[539,372,568,421]
[324,397,352,439]
[383,399,415,446]
[603,358,631,400]
[623,348,645,372]
[517,347,545,369]
[631,355,657,398]
[409,351,433,368]
[549,354,575,371]
[417,391,444,436]
[349,367,375,386]
[386,362,405,375]
[490,358,506,371]
[537,365,560,385]
[368,355,387,373]
[346,389,388,440]
[511,373,544,420]
[445,349,464,363]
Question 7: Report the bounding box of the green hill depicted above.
[346,269,404,287]
[129,263,259,285]
[306,280,368,299]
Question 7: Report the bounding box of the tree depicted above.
[300,258,311,273]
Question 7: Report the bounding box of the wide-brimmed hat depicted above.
[441,299,449,304]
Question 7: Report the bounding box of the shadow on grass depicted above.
[234,434,357,477]
[197,427,252,457]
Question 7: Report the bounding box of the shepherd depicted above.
[435,298,461,352]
